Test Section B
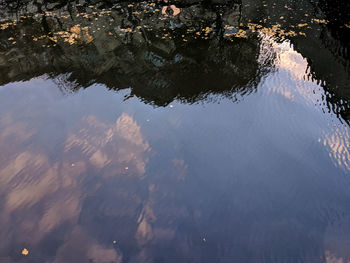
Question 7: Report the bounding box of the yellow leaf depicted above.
[22,248,29,256]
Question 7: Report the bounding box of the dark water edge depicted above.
[1,0,349,116]
[0,1,350,263]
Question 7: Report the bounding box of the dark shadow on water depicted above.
[0,0,268,107]
[0,0,349,117]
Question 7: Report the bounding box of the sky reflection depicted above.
[0,39,349,261]
[0,0,350,262]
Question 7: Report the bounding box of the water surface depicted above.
[0,0,350,262]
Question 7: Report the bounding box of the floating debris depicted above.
[21,248,29,256]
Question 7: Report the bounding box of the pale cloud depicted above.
[65,113,150,176]
[320,126,350,172]
[52,227,122,263]
[0,111,151,254]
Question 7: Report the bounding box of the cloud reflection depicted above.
[65,113,150,176]
[0,101,151,262]
[260,37,350,172]
[320,126,350,172]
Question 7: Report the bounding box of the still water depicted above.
[0,0,350,262]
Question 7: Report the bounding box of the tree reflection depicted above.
[0,0,349,120]
[0,0,269,106]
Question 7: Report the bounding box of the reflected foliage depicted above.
[0,0,349,116]
[288,0,350,123]
[0,0,269,106]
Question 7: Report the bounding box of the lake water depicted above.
[0,0,350,262]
